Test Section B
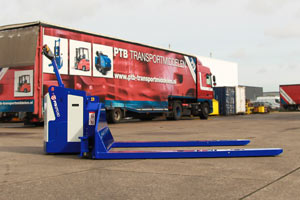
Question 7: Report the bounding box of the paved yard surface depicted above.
[0,112,299,200]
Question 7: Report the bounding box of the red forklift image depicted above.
[74,47,90,71]
[18,75,31,93]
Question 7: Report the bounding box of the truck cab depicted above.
[196,60,214,117]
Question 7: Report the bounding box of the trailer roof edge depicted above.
[0,21,196,58]
[0,21,41,31]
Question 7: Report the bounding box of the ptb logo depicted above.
[51,94,56,101]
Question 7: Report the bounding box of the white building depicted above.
[197,56,238,87]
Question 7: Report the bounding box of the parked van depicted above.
[254,96,280,110]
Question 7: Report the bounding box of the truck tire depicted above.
[199,102,209,120]
[107,108,122,123]
[168,101,182,120]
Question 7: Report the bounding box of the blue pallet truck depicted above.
[42,44,283,159]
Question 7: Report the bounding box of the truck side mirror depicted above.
[213,75,216,86]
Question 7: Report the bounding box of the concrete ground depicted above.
[0,112,299,200]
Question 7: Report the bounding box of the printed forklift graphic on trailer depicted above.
[95,51,111,75]
[18,75,31,93]
[48,39,63,70]
[75,47,90,71]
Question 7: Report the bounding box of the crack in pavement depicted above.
[239,166,300,199]
[0,159,142,187]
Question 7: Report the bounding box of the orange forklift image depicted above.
[74,47,90,71]
[18,75,31,93]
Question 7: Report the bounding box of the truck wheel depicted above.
[107,108,122,123]
[172,102,182,120]
[199,102,209,120]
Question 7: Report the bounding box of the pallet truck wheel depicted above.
[199,102,209,120]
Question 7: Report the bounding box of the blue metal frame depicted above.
[111,140,250,148]
[78,103,283,159]
[91,148,284,159]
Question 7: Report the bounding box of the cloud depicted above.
[246,0,296,15]
[287,64,298,70]
[229,48,247,59]
[278,63,299,70]
[256,68,268,74]
[0,0,101,26]
[295,8,300,18]
[265,23,300,39]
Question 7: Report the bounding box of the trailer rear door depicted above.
[0,26,39,68]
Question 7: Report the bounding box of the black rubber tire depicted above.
[199,102,209,120]
[172,102,182,120]
[107,108,122,123]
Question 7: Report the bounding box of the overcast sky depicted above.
[1,0,299,91]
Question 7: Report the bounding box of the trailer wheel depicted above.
[107,108,122,123]
[199,102,209,120]
[172,102,182,120]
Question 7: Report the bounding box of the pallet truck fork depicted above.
[42,44,283,159]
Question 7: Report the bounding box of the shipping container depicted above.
[213,87,236,115]
[240,86,263,101]
[235,86,246,114]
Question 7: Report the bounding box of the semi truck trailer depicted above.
[280,84,300,111]
[0,21,214,123]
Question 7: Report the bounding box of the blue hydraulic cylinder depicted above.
[42,44,64,88]
[50,57,64,88]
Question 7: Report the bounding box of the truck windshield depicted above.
[206,74,212,85]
